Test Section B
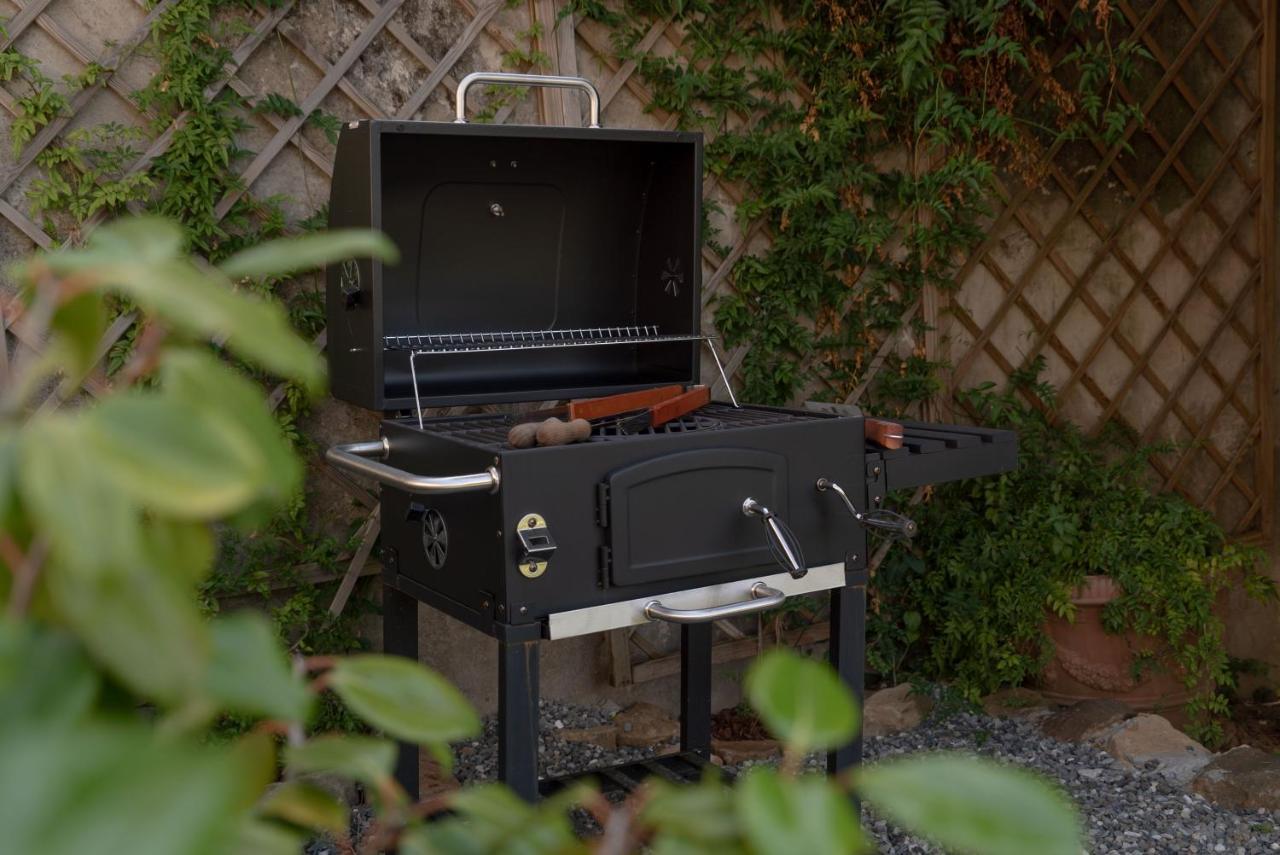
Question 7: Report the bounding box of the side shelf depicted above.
[875,421,1018,491]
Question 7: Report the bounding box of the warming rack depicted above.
[384,325,702,355]
[392,325,739,427]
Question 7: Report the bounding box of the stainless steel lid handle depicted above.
[326,438,500,495]
[644,582,785,624]
[815,477,917,538]
[742,497,807,579]
[454,71,602,128]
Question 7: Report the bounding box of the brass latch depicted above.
[516,513,555,578]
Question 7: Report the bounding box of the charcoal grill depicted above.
[324,72,1017,801]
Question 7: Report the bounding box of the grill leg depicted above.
[680,623,712,758]
[828,572,867,776]
[498,637,540,801]
[383,584,420,800]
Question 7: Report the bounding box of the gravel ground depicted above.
[443,702,1280,854]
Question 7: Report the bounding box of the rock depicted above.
[863,684,934,737]
[1100,714,1211,786]
[1190,746,1280,811]
[711,738,781,764]
[560,725,618,751]
[981,687,1050,719]
[1040,699,1133,743]
[614,702,679,748]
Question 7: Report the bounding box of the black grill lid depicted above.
[325,73,705,413]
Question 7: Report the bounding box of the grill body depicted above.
[377,405,867,636]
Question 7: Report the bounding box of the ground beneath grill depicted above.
[309,700,1280,854]
[464,702,1280,854]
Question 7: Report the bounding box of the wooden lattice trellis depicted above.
[0,0,1274,684]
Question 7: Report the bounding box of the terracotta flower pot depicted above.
[1040,575,1194,715]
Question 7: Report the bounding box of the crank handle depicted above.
[742,498,807,579]
[815,477,917,538]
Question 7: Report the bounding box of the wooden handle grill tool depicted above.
[865,418,905,450]
[512,385,685,425]
[508,386,710,448]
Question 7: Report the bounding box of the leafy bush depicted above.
[0,216,1083,852]
[872,363,1274,743]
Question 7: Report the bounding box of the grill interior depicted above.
[410,403,824,452]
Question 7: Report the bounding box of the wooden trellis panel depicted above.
[948,0,1276,540]
[1,0,1274,681]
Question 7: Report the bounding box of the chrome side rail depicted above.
[326,438,499,495]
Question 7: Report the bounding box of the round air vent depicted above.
[421,508,448,569]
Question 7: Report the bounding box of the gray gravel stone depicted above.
[318,703,1280,853]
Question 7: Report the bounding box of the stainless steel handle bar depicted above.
[326,438,500,495]
[643,582,784,624]
[455,72,602,128]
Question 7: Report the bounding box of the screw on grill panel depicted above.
[519,606,527,615]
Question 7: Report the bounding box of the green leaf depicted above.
[34,217,323,389]
[46,559,208,706]
[432,783,588,854]
[48,290,106,377]
[86,391,265,518]
[137,517,216,586]
[745,649,859,753]
[219,229,398,280]
[159,349,302,516]
[260,781,347,834]
[41,215,184,269]
[856,754,1082,855]
[234,819,306,855]
[286,735,397,787]
[328,654,480,746]
[0,619,98,727]
[641,776,740,845]
[19,417,143,574]
[0,723,251,855]
[735,767,867,855]
[207,610,312,722]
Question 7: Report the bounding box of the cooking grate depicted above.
[410,403,821,452]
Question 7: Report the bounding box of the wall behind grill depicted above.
[0,0,1275,704]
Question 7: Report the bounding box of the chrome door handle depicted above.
[742,497,807,578]
[326,438,500,495]
[816,477,917,538]
[454,71,602,128]
[644,582,785,623]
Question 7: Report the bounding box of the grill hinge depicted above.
[597,546,612,588]
[595,483,610,528]
[865,453,886,508]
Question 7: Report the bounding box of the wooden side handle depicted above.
[567,384,684,421]
[865,418,904,450]
[649,386,710,427]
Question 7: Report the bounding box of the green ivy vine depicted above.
[569,0,1147,410]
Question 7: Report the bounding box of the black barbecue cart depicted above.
[323,71,1017,802]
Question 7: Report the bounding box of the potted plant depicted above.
[873,363,1274,743]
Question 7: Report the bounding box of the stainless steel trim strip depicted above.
[454,71,602,128]
[325,439,500,494]
[546,562,846,639]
